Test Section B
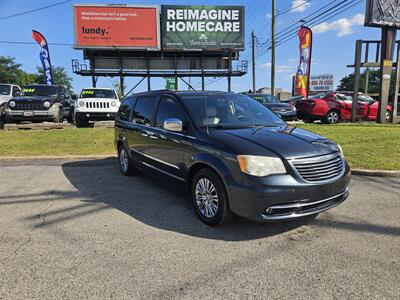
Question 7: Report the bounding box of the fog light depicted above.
[266,207,273,214]
[107,113,110,117]
[86,114,90,117]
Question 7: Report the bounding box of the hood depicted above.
[78,97,118,102]
[12,96,57,102]
[263,102,294,109]
[210,125,339,159]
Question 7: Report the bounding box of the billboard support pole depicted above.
[201,56,205,91]
[119,55,124,98]
[352,40,362,122]
[392,41,400,122]
[174,55,178,91]
[378,27,397,123]
[90,56,96,88]
[147,58,151,91]
[228,50,232,92]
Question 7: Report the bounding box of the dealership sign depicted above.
[309,74,334,92]
[73,4,160,49]
[161,5,244,50]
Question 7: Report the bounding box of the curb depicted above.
[351,169,400,178]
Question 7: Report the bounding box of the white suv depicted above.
[75,88,120,127]
[0,84,21,107]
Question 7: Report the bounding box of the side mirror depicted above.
[163,118,183,132]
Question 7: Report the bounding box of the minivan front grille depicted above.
[291,153,344,183]
[85,101,110,109]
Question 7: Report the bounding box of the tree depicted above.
[0,56,22,84]
[337,69,397,98]
[35,66,73,91]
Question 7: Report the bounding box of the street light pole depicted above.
[251,30,256,93]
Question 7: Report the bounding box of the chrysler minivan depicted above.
[115,91,350,226]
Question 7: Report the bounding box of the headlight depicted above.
[79,101,85,107]
[9,100,16,107]
[43,101,51,108]
[237,155,286,177]
[337,144,344,158]
[110,101,116,107]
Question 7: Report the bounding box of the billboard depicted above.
[73,4,160,50]
[310,74,334,92]
[161,5,244,50]
[365,0,400,28]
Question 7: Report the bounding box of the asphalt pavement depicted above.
[0,159,399,299]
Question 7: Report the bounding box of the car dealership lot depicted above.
[0,159,399,299]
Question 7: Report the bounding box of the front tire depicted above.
[191,168,232,226]
[118,145,135,176]
[324,110,340,124]
[75,117,89,128]
[52,108,62,123]
[385,110,392,123]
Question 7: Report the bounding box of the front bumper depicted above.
[75,111,116,121]
[227,164,351,222]
[4,109,55,121]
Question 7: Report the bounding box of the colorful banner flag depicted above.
[295,26,312,98]
[32,30,53,85]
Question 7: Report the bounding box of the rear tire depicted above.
[75,117,89,128]
[324,110,340,124]
[385,110,392,123]
[191,168,232,226]
[118,145,135,176]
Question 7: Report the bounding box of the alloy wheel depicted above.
[195,178,219,218]
[119,148,129,173]
[327,111,339,124]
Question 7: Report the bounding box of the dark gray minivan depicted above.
[115,91,350,226]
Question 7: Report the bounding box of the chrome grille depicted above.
[291,153,344,182]
[14,102,46,110]
[85,101,110,109]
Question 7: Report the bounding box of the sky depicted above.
[0,0,384,94]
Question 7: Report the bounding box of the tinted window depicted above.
[133,96,156,125]
[12,86,20,96]
[21,85,58,97]
[0,84,11,95]
[155,97,185,127]
[117,96,136,121]
[80,89,117,99]
[181,94,284,129]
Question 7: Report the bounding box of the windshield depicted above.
[358,95,375,103]
[0,84,11,96]
[249,94,281,104]
[21,86,58,97]
[181,93,285,129]
[80,89,117,99]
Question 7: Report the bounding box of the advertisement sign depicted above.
[32,30,53,85]
[295,26,312,98]
[161,5,244,50]
[165,77,178,90]
[364,0,400,28]
[310,74,334,92]
[73,4,160,49]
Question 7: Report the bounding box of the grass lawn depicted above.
[0,123,399,170]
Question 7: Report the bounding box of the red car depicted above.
[295,92,392,124]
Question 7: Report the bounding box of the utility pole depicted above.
[251,30,256,93]
[271,0,276,96]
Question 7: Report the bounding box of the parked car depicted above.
[2,84,74,125]
[295,92,392,124]
[247,93,297,121]
[74,88,120,128]
[286,95,303,106]
[0,83,21,108]
[115,91,350,226]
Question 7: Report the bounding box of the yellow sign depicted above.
[82,90,95,95]
[383,60,392,67]
[22,88,35,93]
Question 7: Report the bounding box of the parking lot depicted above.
[0,158,399,299]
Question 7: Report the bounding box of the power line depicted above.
[276,0,312,16]
[0,0,71,21]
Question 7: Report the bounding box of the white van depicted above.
[0,84,21,107]
[75,88,120,127]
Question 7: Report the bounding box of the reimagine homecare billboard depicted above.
[161,5,245,50]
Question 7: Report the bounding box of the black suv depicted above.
[3,84,74,124]
[115,91,350,226]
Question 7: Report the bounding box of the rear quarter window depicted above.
[117,96,136,121]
